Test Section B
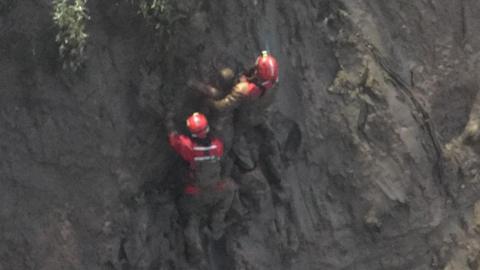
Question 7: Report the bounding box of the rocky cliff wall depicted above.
[1,0,480,269]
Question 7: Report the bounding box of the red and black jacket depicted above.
[168,132,224,194]
[168,132,223,168]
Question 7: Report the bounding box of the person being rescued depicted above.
[166,112,236,263]
[187,51,279,155]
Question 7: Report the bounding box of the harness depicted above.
[192,137,219,162]
[185,136,222,194]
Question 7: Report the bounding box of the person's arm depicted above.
[212,138,224,158]
[208,82,249,112]
[168,132,182,153]
[165,108,194,161]
[187,79,223,99]
[168,132,193,162]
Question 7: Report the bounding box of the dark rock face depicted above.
[2,0,480,269]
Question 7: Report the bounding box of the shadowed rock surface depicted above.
[1,0,480,269]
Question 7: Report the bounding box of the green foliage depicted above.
[132,0,172,29]
[52,0,89,71]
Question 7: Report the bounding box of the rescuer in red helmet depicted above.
[168,112,222,170]
[191,50,279,112]
[166,112,236,264]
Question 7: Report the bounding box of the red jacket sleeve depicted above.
[211,138,224,158]
[168,132,194,162]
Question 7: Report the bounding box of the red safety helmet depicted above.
[186,112,209,138]
[255,51,279,84]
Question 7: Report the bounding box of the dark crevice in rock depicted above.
[118,238,130,270]
[369,48,452,200]
[460,0,467,46]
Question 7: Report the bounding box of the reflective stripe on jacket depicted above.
[168,133,224,168]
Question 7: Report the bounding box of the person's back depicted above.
[189,136,223,190]
[167,112,224,194]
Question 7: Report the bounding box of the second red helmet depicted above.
[186,112,209,137]
[255,51,279,83]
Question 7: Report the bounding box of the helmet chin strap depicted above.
[191,126,210,138]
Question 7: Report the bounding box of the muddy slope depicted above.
[1,0,480,269]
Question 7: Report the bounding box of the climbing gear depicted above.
[193,143,220,162]
[255,50,279,87]
[186,112,209,138]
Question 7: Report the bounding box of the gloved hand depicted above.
[239,74,248,83]
[165,110,176,133]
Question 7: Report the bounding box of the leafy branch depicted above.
[52,0,89,71]
[131,0,172,29]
